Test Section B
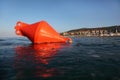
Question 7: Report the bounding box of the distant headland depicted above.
[60,25,120,37]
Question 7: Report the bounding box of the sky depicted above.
[0,0,120,37]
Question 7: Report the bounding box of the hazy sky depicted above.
[0,0,120,37]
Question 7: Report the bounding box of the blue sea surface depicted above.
[0,37,120,80]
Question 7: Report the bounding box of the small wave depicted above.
[91,54,101,58]
[16,38,28,41]
[0,43,13,46]
[74,43,107,47]
[87,50,96,54]
[0,39,6,41]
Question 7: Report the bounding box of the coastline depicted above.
[61,25,120,37]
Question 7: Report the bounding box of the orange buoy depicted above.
[15,20,72,43]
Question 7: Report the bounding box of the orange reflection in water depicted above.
[14,43,69,79]
[33,43,62,64]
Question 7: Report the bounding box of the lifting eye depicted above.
[68,38,72,43]
[16,30,20,34]
[17,22,21,26]
[65,38,72,43]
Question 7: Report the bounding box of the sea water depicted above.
[0,37,120,80]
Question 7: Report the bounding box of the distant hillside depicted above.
[61,25,120,37]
